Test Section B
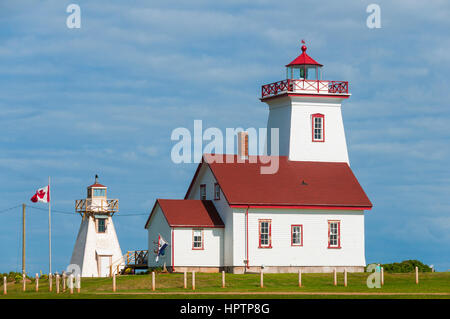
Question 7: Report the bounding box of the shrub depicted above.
[370,260,433,273]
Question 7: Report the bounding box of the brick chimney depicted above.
[237,131,249,159]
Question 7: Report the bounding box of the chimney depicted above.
[237,131,249,159]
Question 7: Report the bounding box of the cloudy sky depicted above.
[0,0,449,274]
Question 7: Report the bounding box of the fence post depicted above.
[333,268,337,286]
[22,273,26,292]
[69,274,74,294]
[298,270,302,287]
[62,272,66,292]
[113,273,116,292]
[222,271,225,288]
[192,271,196,290]
[152,272,155,291]
[260,268,264,288]
[77,274,81,293]
[3,276,6,295]
[184,271,187,289]
[344,269,347,287]
[381,267,384,286]
[35,274,39,292]
[56,274,60,293]
[415,266,419,284]
[49,273,52,292]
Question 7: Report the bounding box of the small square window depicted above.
[291,225,303,246]
[97,219,106,233]
[193,229,203,250]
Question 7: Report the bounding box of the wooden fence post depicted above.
[152,272,155,291]
[260,268,264,288]
[344,269,347,287]
[113,273,116,292]
[298,270,302,287]
[333,268,337,286]
[192,271,195,290]
[56,274,60,293]
[381,267,384,286]
[69,274,74,294]
[22,273,26,292]
[77,274,81,293]
[35,274,39,292]
[222,271,225,288]
[49,273,52,292]
[62,273,66,292]
[183,271,187,289]
[415,266,419,284]
[3,276,6,295]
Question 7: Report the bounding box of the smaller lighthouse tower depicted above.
[70,176,124,277]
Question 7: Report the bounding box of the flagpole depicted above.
[48,176,52,275]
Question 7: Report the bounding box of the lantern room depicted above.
[87,174,107,199]
[285,43,323,81]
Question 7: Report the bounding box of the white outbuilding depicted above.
[145,44,372,273]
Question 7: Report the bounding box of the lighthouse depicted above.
[70,176,124,277]
[262,42,351,163]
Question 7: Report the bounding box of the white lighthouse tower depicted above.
[262,42,351,163]
[70,175,124,277]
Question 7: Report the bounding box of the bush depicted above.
[375,260,432,273]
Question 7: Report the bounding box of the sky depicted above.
[0,0,449,274]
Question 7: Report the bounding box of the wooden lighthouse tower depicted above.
[70,176,124,277]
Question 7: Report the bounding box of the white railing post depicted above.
[298,270,302,288]
[333,268,337,286]
[35,274,39,292]
[222,271,225,288]
[3,276,6,295]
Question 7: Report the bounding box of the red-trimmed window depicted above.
[192,229,204,250]
[214,183,220,200]
[312,113,325,142]
[259,219,272,248]
[291,225,303,246]
[200,184,206,200]
[328,220,341,248]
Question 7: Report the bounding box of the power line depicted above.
[0,204,22,214]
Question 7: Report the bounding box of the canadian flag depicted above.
[30,185,50,203]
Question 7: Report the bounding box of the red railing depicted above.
[261,79,348,98]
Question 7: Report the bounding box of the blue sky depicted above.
[0,0,449,274]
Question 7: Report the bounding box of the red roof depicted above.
[186,154,372,209]
[88,183,106,188]
[286,45,323,67]
[145,199,225,229]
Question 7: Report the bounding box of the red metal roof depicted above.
[186,154,372,209]
[286,45,323,67]
[145,199,225,229]
[88,183,106,188]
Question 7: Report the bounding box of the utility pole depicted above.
[22,203,26,276]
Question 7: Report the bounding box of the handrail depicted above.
[261,79,348,98]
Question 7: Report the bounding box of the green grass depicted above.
[1,272,449,299]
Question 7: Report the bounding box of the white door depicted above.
[99,255,111,277]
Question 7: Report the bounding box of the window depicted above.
[312,113,325,142]
[93,188,106,197]
[291,225,303,246]
[214,183,220,200]
[328,221,341,248]
[97,219,106,233]
[192,229,203,250]
[259,219,272,248]
[200,184,206,200]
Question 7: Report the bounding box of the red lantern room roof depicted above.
[286,43,323,67]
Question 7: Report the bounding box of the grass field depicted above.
[1,272,449,299]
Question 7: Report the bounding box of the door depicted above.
[98,255,112,277]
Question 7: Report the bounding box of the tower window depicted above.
[312,113,325,142]
[328,220,341,248]
[200,184,206,200]
[97,219,106,233]
[93,188,106,197]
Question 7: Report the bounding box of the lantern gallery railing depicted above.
[75,199,119,213]
[261,79,349,98]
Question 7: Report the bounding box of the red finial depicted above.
[301,40,307,52]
